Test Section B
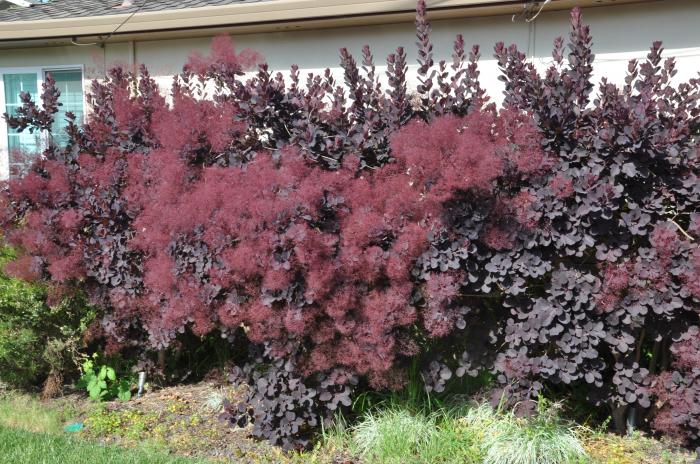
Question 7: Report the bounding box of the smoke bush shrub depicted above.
[221,345,356,450]
[2,0,700,448]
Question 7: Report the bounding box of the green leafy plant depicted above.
[0,322,42,388]
[78,354,132,401]
[0,245,98,393]
[0,247,46,388]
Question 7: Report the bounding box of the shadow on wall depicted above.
[1,0,696,102]
[133,0,700,73]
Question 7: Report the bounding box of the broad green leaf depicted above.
[118,389,132,401]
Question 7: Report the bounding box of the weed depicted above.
[78,354,133,401]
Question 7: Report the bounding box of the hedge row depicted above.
[2,1,699,449]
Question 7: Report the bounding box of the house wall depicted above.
[0,0,699,177]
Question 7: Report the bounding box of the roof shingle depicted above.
[0,0,261,22]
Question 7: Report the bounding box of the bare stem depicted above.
[670,218,695,241]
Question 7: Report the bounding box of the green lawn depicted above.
[0,426,211,464]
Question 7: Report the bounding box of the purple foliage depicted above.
[2,0,700,448]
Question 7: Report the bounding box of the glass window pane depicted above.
[3,73,40,177]
[47,69,83,147]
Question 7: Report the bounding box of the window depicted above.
[0,66,84,179]
[3,73,39,178]
[49,70,84,147]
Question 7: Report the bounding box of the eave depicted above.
[0,0,660,49]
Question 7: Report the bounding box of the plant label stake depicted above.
[137,371,146,398]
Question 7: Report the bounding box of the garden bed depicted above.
[2,384,694,464]
[79,382,305,463]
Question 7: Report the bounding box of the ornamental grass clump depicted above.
[467,402,587,464]
[347,400,585,464]
[1,0,699,449]
[350,408,437,463]
[349,407,483,464]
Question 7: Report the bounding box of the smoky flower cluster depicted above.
[2,0,699,447]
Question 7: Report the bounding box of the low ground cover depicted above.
[582,430,695,464]
[0,385,694,464]
[80,383,303,463]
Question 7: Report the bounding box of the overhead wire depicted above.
[512,0,551,23]
[525,0,551,23]
[101,0,147,42]
[70,0,147,46]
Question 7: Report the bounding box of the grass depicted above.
[333,395,695,464]
[0,391,77,434]
[341,399,588,464]
[463,402,586,464]
[0,426,212,464]
[351,409,440,463]
[0,391,214,463]
[335,367,589,464]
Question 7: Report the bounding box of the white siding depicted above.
[9,0,700,178]
[0,0,698,109]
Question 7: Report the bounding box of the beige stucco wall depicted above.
[0,0,698,107]
[3,0,697,178]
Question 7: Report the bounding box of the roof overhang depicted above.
[2,0,33,8]
[0,0,660,49]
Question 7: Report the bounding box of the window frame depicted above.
[0,64,85,180]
